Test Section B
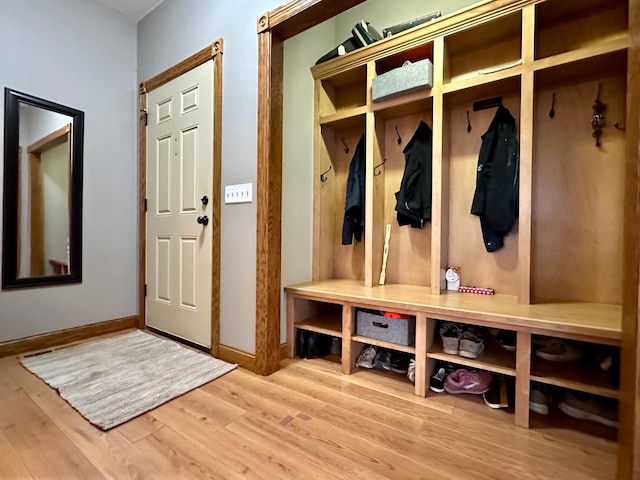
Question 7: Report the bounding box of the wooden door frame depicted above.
[138,40,224,356]
[255,1,640,479]
[27,124,71,276]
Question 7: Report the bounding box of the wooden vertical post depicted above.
[255,29,284,375]
[414,313,428,397]
[617,0,640,477]
[342,303,361,374]
[518,5,535,305]
[431,37,447,294]
[514,330,531,428]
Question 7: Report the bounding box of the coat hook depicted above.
[549,92,556,119]
[320,165,332,182]
[341,137,349,154]
[592,83,606,147]
[466,110,472,133]
[614,122,626,132]
[373,158,387,176]
[395,126,402,144]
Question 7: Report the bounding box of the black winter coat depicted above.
[342,134,366,245]
[395,121,433,228]
[470,105,519,252]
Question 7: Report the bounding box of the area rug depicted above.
[20,330,237,430]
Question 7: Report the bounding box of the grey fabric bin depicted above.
[356,311,416,346]
[372,58,433,102]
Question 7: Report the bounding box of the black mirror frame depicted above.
[2,88,84,289]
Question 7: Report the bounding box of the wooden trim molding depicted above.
[217,344,256,372]
[618,1,640,478]
[254,0,365,377]
[27,124,70,154]
[139,40,224,355]
[0,316,137,358]
[280,343,288,360]
[143,39,224,93]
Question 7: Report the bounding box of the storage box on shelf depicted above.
[285,0,632,435]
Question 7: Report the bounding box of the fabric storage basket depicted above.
[356,310,416,346]
[372,58,434,102]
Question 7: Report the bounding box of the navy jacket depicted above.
[395,121,433,228]
[342,134,366,245]
[470,105,519,252]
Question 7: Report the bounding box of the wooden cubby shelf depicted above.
[428,341,516,377]
[295,315,342,337]
[287,0,634,436]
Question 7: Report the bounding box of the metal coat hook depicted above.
[395,126,402,144]
[466,110,472,133]
[591,83,606,147]
[373,158,387,176]
[341,137,349,154]
[614,122,626,132]
[320,165,332,182]
[549,92,556,119]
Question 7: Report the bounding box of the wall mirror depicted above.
[2,88,84,289]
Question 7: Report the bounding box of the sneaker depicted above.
[440,322,461,354]
[407,359,416,383]
[558,392,618,428]
[459,330,484,358]
[483,375,508,408]
[529,383,553,415]
[444,369,492,395]
[430,367,447,393]
[535,338,583,362]
[374,349,391,370]
[496,330,517,351]
[356,345,376,368]
[390,353,410,374]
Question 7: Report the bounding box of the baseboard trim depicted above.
[218,344,256,372]
[280,342,288,360]
[0,316,138,358]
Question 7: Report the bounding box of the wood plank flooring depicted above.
[0,335,617,480]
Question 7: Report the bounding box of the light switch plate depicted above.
[224,183,253,204]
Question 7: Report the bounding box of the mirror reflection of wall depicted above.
[18,104,72,278]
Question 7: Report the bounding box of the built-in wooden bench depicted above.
[286,279,621,428]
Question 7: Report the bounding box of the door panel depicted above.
[146,60,214,347]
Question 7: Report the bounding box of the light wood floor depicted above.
[0,333,617,480]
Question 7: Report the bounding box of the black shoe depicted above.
[496,330,516,351]
[430,367,447,393]
[297,330,309,359]
[390,353,410,374]
[483,375,514,409]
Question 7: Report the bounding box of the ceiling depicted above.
[93,0,165,21]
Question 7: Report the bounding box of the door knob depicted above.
[197,216,209,226]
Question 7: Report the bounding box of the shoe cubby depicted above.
[530,337,620,399]
[427,322,517,377]
[443,11,522,86]
[534,0,628,61]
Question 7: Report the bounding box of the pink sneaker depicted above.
[444,369,492,395]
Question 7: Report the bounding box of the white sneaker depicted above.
[529,384,553,415]
[407,359,416,383]
[459,331,484,358]
[356,346,377,368]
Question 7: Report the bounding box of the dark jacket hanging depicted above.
[342,134,366,245]
[470,105,519,252]
[395,120,433,228]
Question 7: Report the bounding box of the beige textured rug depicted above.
[21,330,237,430]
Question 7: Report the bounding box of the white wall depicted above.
[0,0,138,341]
[138,0,285,354]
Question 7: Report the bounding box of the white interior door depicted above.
[146,60,213,348]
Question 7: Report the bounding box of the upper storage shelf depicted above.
[535,0,629,60]
[443,11,522,85]
[317,64,367,117]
